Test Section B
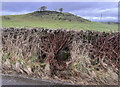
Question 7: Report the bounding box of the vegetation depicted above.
[59,8,63,12]
[38,6,47,11]
[2,28,118,85]
[1,6,118,85]
[2,11,118,32]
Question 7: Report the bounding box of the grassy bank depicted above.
[2,11,118,32]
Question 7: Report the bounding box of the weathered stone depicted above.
[44,62,51,76]
[23,66,32,75]
[3,59,11,69]
[58,50,69,61]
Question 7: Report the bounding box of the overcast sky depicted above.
[2,2,118,22]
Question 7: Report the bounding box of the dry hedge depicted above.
[1,28,119,75]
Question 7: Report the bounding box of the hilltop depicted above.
[27,11,90,22]
[2,11,118,32]
[2,11,90,22]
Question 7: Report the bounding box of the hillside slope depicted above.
[28,11,90,22]
[3,11,90,22]
[2,11,118,32]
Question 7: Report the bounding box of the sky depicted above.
[1,2,118,22]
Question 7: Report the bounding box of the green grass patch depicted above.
[1,11,118,32]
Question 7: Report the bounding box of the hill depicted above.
[28,11,90,22]
[2,11,118,32]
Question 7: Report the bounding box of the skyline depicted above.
[2,2,118,22]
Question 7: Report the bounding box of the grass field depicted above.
[1,11,118,32]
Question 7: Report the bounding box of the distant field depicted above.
[1,11,118,32]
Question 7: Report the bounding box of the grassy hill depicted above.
[2,11,118,32]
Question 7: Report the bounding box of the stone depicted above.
[4,59,11,68]
[58,50,69,61]
[44,62,51,76]
[23,66,32,75]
